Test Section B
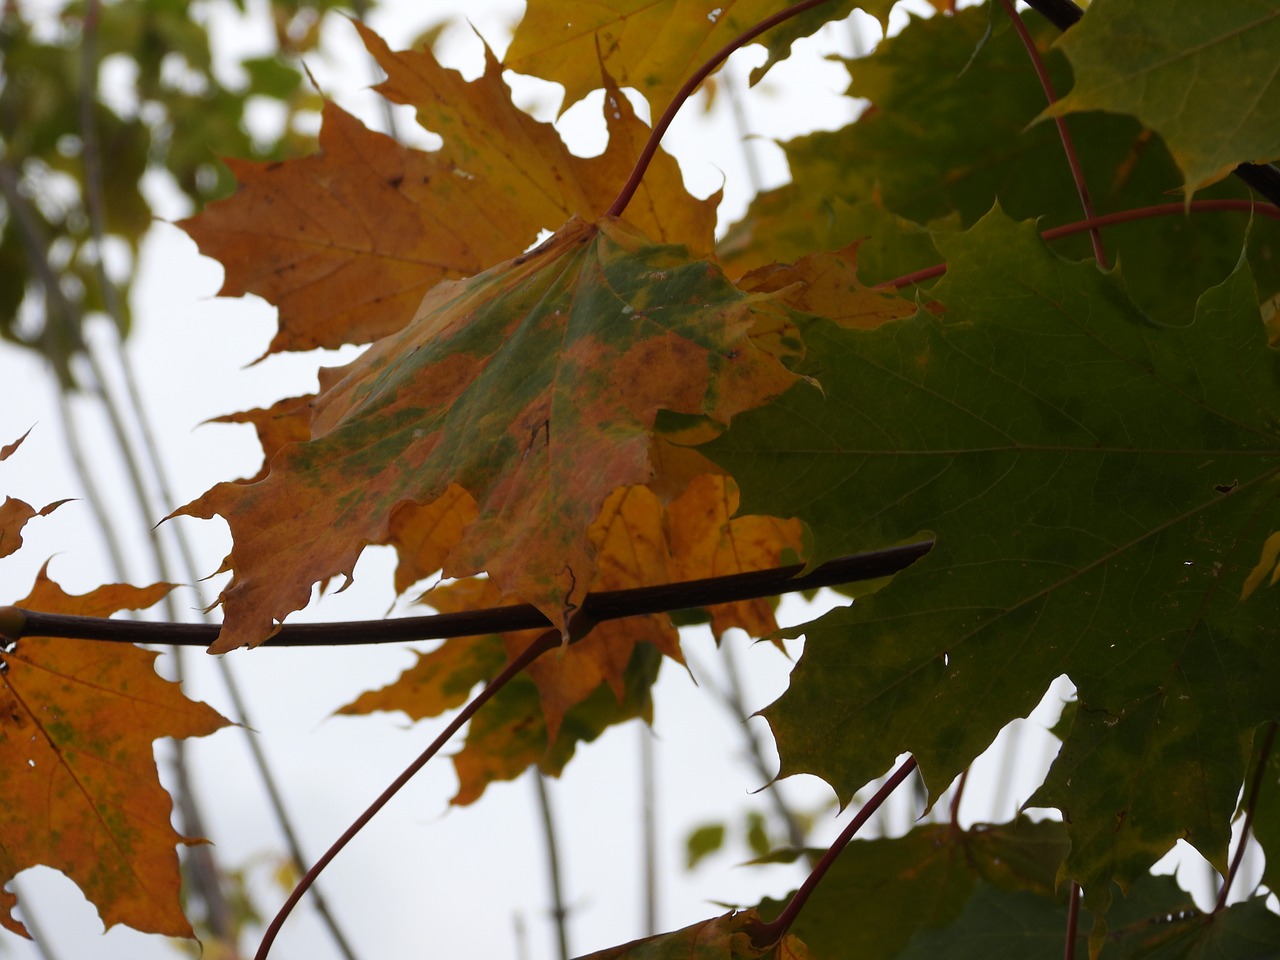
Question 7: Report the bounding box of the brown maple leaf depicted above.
[182,217,799,653]
[0,566,229,939]
[181,23,715,357]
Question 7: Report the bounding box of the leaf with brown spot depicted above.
[180,217,798,653]
[0,566,229,940]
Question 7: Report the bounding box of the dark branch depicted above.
[0,541,933,648]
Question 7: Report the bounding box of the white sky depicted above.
[0,2,1130,958]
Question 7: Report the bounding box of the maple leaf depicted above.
[338,577,662,805]
[576,910,811,960]
[182,217,799,653]
[0,565,229,939]
[505,0,895,118]
[342,475,801,803]
[1045,0,1280,195]
[181,23,715,356]
[702,208,1280,923]
[753,819,1069,960]
[0,431,69,559]
[734,5,1280,322]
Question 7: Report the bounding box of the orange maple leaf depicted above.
[0,566,229,939]
[181,23,715,357]
[0,431,69,560]
[337,577,661,805]
[337,476,801,803]
[736,243,918,332]
[182,217,799,652]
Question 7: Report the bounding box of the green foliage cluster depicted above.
[0,0,328,382]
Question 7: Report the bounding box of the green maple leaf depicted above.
[701,207,1280,925]
[899,875,1280,960]
[1046,0,1280,194]
[754,819,1069,960]
[726,5,1280,323]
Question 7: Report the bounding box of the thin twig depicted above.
[883,199,1280,289]
[0,541,932,647]
[253,627,563,960]
[639,724,659,936]
[76,5,241,943]
[50,384,132,578]
[998,0,1107,267]
[948,767,970,835]
[10,877,62,960]
[748,755,919,947]
[607,0,836,219]
[532,770,572,960]
[1214,722,1277,911]
[721,60,764,196]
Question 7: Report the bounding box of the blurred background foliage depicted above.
[0,0,352,386]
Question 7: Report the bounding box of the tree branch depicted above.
[0,541,932,648]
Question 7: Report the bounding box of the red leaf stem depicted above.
[748,755,919,948]
[998,0,1107,267]
[883,199,1280,289]
[1064,882,1081,960]
[607,0,837,219]
[253,627,564,960]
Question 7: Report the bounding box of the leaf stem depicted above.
[1019,0,1280,207]
[606,0,836,219]
[748,755,918,948]
[998,0,1107,267]
[0,541,932,648]
[1064,882,1081,960]
[1213,721,1277,912]
[254,627,563,960]
[883,199,1280,289]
